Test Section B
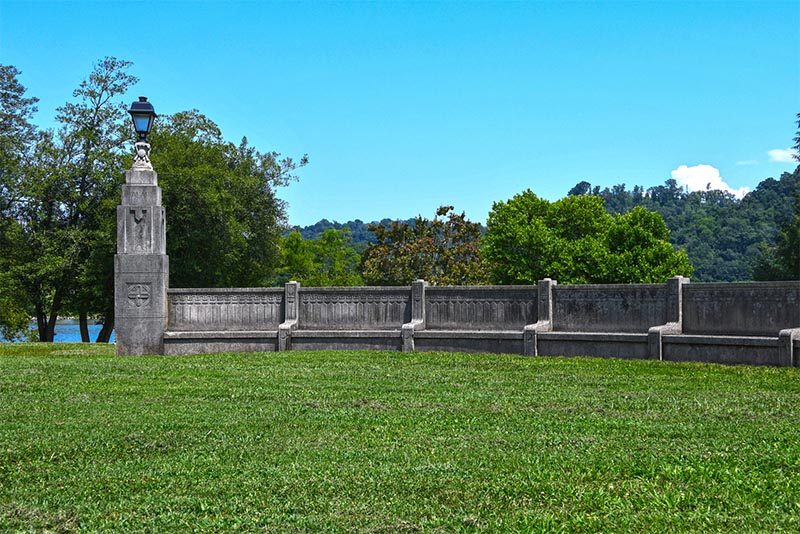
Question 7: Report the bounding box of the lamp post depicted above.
[116,96,167,356]
[128,96,157,169]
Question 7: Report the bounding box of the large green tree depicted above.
[149,110,306,288]
[0,65,40,340]
[1,58,135,341]
[753,114,800,281]
[483,191,693,284]
[361,206,489,286]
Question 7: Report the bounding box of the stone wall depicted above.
[425,286,537,330]
[158,279,800,367]
[297,287,411,330]
[552,284,667,333]
[682,282,800,336]
[167,288,284,331]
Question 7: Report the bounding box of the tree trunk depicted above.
[96,307,114,343]
[36,305,49,342]
[79,309,90,342]
[43,289,63,342]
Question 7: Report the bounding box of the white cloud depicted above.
[768,148,799,163]
[670,164,749,198]
[735,160,758,166]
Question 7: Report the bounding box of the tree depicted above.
[567,181,592,197]
[753,116,800,281]
[483,190,692,284]
[564,173,798,282]
[361,206,489,286]
[275,229,364,286]
[794,112,800,160]
[1,60,307,342]
[606,207,695,283]
[0,65,40,340]
[149,110,306,288]
[1,58,135,341]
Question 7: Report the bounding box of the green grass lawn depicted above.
[1,344,799,533]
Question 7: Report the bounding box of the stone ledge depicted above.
[167,288,283,295]
[538,332,648,343]
[415,330,522,340]
[663,335,779,347]
[164,330,278,339]
[292,330,401,338]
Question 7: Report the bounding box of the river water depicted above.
[2,319,115,343]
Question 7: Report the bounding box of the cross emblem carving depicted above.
[127,284,151,308]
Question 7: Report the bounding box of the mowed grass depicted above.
[1,344,799,533]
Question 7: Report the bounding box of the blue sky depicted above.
[1,0,798,227]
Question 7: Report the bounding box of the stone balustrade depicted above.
[158,279,800,366]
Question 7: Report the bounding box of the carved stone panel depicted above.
[298,288,411,329]
[425,286,537,330]
[127,283,151,309]
[552,284,667,333]
[167,289,284,331]
[117,205,166,255]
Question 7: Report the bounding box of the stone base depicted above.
[116,317,167,356]
[115,254,168,356]
[163,331,279,355]
[413,330,523,355]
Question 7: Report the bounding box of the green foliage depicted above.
[2,346,800,531]
[0,65,39,206]
[484,191,692,284]
[0,58,135,341]
[275,229,363,286]
[606,207,694,283]
[794,112,800,160]
[291,218,379,254]
[753,189,800,281]
[569,165,800,281]
[148,110,306,288]
[0,65,39,341]
[361,206,489,285]
[1,59,306,342]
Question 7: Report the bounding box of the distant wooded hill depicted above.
[291,167,799,282]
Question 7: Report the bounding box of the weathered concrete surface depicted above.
[163,330,278,355]
[297,287,411,330]
[682,282,800,336]
[115,168,168,356]
[115,254,168,356]
[662,335,781,366]
[537,332,651,359]
[155,277,799,366]
[413,330,523,355]
[167,288,284,331]
[552,284,667,333]
[289,330,403,351]
[425,286,537,330]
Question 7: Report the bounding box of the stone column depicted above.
[523,278,556,356]
[647,275,689,360]
[278,281,300,351]
[114,161,169,355]
[402,279,427,352]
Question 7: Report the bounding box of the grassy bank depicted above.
[1,344,799,532]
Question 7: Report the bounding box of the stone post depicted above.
[402,279,427,352]
[778,328,800,367]
[114,159,169,355]
[523,278,556,356]
[278,281,300,351]
[647,275,689,360]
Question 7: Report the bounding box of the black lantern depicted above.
[128,96,156,142]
